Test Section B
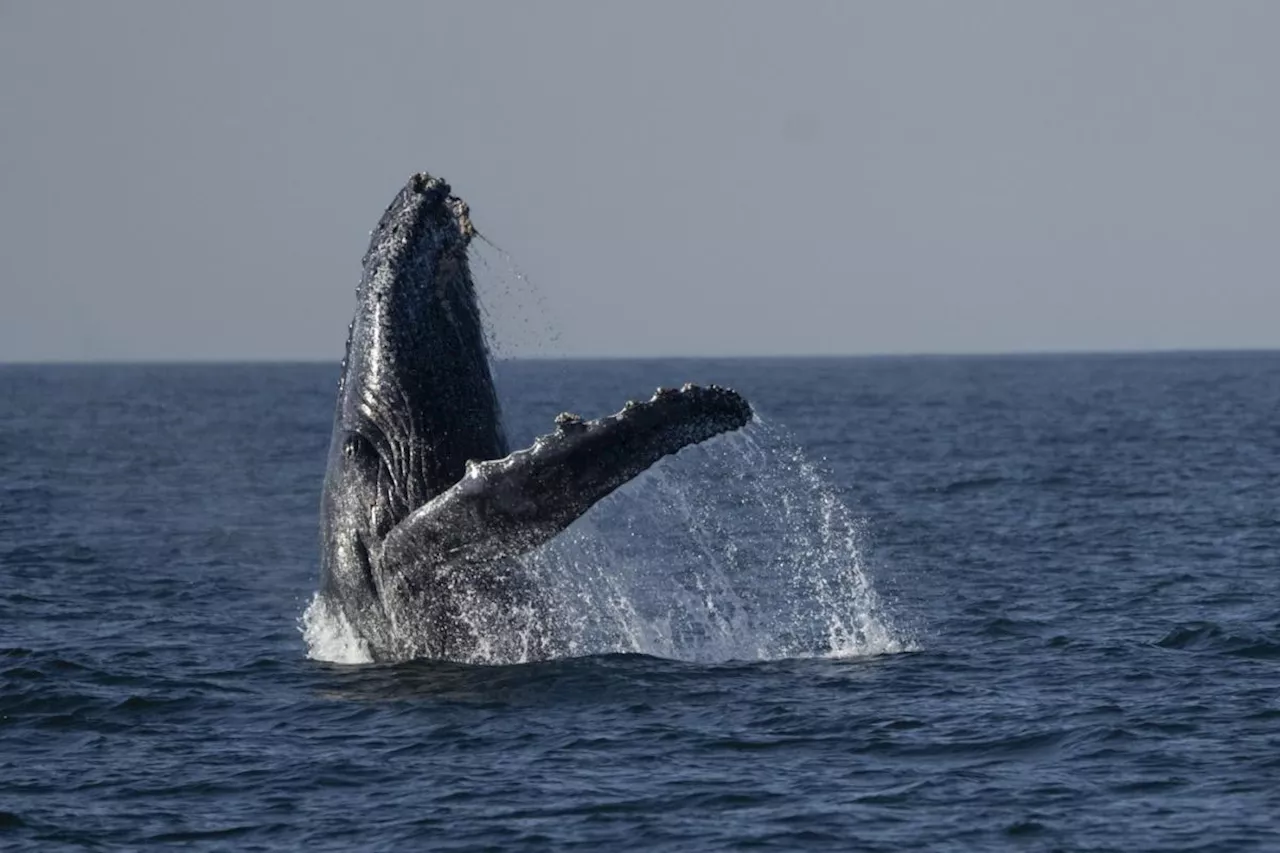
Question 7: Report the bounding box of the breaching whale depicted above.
[320,173,753,661]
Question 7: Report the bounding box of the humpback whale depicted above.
[320,173,753,661]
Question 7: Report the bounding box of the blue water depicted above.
[2,353,1279,850]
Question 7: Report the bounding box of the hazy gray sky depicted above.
[2,2,1277,360]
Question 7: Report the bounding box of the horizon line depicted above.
[2,344,1279,367]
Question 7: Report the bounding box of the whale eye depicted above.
[343,433,376,462]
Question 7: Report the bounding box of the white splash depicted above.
[520,418,916,663]
[301,593,373,665]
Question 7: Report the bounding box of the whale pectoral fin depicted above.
[378,384,753,571]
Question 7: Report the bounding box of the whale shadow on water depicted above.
[304,172,910,666]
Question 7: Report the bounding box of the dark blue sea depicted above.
[3,353,1279,851]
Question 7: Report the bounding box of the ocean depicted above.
[2,353,1278,850]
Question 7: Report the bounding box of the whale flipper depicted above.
[378,383,752,576]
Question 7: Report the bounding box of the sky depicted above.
[1,2,1277,361]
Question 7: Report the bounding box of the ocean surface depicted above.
[2,353,1278,851]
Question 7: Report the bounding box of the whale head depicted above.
[335,173,505,515]
[322,174,507,626]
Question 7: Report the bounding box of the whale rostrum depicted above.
[319,173,753,661]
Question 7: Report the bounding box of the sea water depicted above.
[2,353,1278,850]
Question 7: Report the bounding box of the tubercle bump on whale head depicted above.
[403,172,474,244]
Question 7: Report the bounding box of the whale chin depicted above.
[320,172,754,662]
